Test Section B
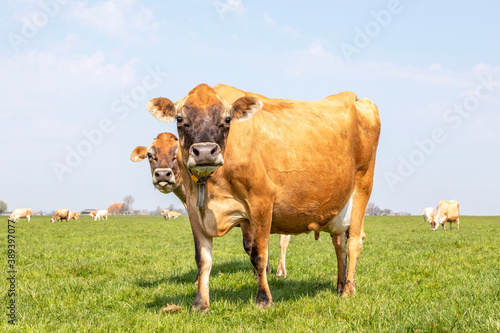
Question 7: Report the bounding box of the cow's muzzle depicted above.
[153,168,176,193]
[187,143,224,178]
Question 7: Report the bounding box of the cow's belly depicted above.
[270,194,353,235]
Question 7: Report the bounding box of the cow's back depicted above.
[56,209,69,218]
[436,200,460,222]
[216,89,380,234]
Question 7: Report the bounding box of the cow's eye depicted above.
[176,116,183,124]
[147,152,153,159]
[225,116,232,124]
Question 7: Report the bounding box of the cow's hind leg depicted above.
[342,159,376,298]
[276,234,290,278]
[332,232,348,294]
[457,218,460,231]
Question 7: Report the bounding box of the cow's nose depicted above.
[190,143,221,165]
[154,168,173,182]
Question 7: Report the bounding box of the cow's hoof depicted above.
[257,300,274,309]
[340,287,355,299]
[191,304,210,314]
[275,270,287,279]
[256,291,273,309]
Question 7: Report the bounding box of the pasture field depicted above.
[1,215,499,332]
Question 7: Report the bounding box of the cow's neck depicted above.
[181,165,244,238]
[173,184,187,207]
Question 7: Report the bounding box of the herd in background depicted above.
[7,208,113,223]
[423,200,460,231]
[6,207,184,223]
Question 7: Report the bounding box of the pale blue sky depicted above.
[1,0,499,215]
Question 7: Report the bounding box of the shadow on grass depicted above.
[137,258,335,311]
[136,259,252,287]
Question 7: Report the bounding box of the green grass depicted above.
[1,215,499,332]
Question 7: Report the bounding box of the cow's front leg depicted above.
[276,234,290,278]
[241,222,272,275]
[191,229,213,313]
[248,207,274,308]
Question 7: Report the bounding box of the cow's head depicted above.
[130,132,181,194]
[431,214,449,231]
[430,216,443,231]
[146,84,262,181]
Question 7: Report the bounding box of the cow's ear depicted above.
[130,146,148,162]
[230,96,262,121]
[147,97,176,122]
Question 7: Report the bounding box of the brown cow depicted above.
[432,200,460,231]
[147,84,380,312]
[8,208,31,222]
[50,209,69,223]
[130,132,289,278]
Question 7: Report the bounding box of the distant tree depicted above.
[119,204,128,215]
[154,206,163,215]
[382,208,392,215]
[0,201,7,214]
[366,202,375,215]
[123,195,135,213]
[366,202,382,216]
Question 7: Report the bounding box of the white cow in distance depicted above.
[91,209,108,221]
[8,208,31,222]
[165,210,182,220]
[422,207,435,224]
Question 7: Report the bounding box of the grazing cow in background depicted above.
[68,211,80,221]
[147,83,380,312]
[167,211,182,219]
[162,209,171,220]
[8,208,31,222]
[50,209,69,223]
[432,200,460,231]
[130,132,289,279]
[423,207,435,224]
[161,209,182,220]
[92,209,108,221]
